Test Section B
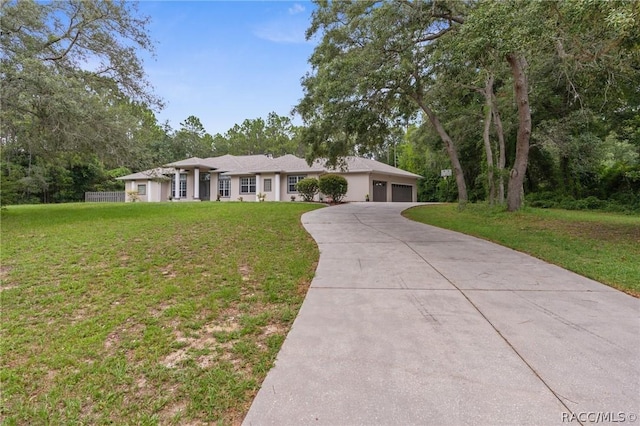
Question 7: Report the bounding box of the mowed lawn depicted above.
[404,204,640,296]
[0,201,323,425]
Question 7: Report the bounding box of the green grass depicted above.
[0,201,323,425]
[403,204,640,296]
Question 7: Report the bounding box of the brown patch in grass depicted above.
[159,400,188,425]
[104,320,146,359]
[160,264,177,278]
[238,264,252,282]
[161,320,241,368]
[535,220,640,244]
[149,302,173,317]
[0,284,18,292]
[71,308,88,324]
[104,331,121,353]
[0,265,17,291]
[0,265,11,280]
[161,347,190,369]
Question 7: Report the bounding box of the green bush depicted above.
[319,174,348,203]
[526,191,640,213]
[526,191,560,208]
[574,196,606,210]
[295,177,319,202]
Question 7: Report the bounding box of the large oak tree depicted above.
[1,0,161,162]
[296,0,470,202]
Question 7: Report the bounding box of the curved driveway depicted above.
[244,202,639,425]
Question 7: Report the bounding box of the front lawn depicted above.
[403,204,640,296]
[0,201,322,425]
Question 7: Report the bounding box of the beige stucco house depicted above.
[116,154,421,203]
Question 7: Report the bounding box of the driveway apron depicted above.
[243,203,640,425]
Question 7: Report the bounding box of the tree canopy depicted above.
[296,0,639,211]
[1,0,160,162]
[0,0,163,205]
[211,112,304,157]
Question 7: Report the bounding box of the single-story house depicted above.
[116,154,421,202]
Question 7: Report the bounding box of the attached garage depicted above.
[391,184,413,202]
[370,179,416,202]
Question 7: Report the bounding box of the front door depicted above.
[199,173,211,201]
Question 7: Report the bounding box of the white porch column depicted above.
[147,179,152,202]
[211,173,218,200]
[255,174,261,202]
[174,170,180,200]
[194,167,200,200]
[275,173,281,201]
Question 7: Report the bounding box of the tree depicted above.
[396,122,463,202]
[0,0,161,162]
[171,116,214,159]
[318,174,348,203]
[212,112,303,156]
[457,0,639,210]
[297,1,470,203]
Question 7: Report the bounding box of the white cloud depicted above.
[253,2,312,44]
[288,3,305,15]
[254,18,309,44]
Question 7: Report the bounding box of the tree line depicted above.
[1,107,306,204]
[2,0,638,211]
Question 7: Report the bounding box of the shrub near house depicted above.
[319,174,348,203]
[295,178,319,202]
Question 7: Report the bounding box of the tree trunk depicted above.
[482,74,496,205]
[491,90,506,205]
[506,53,532,212]
[415,98,469,204]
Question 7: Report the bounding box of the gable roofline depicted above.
[336,157,423,178]
[164,157,219,170]
[116,167,176,181]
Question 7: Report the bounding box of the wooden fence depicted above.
[84,191,125,202]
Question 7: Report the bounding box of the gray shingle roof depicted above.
[119,154,421,180]
[337,157,422,178]
[164,157,220,169]
[116,167,176,180]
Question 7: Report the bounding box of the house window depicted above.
[240,177,256,194]
[219,177,230,198]
[288,175,306,193]
[263,178,272,192]
[179,173,187,198]
[137,184,146,195]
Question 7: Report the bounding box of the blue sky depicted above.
[136,1,317,136]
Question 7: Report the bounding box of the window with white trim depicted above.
[219,176,230,198]
[179,174,187,198]
[240,177,256,194]
[137,184,146,195]
[263,178,272,192]
[288,175,306,193]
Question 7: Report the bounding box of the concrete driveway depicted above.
[244,203,639,425]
